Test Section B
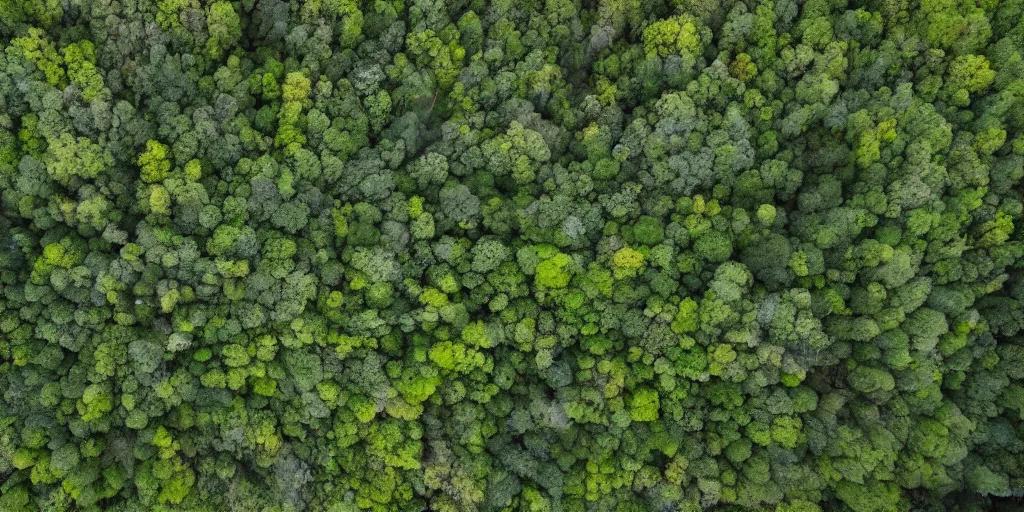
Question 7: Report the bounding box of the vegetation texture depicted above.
[2,0,1024,510]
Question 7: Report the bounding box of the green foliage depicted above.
[611,246,644,278]
[205,1,240,60]
[642,14,708,58]
[535,252,573,289]
[1,1,1023,510]
[629,388,660,422]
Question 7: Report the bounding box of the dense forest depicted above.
[1,0,1024,510]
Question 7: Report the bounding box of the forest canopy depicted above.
[1,0,1024,510]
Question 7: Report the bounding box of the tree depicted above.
[535,252,573,289]
[206,1,240,60]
